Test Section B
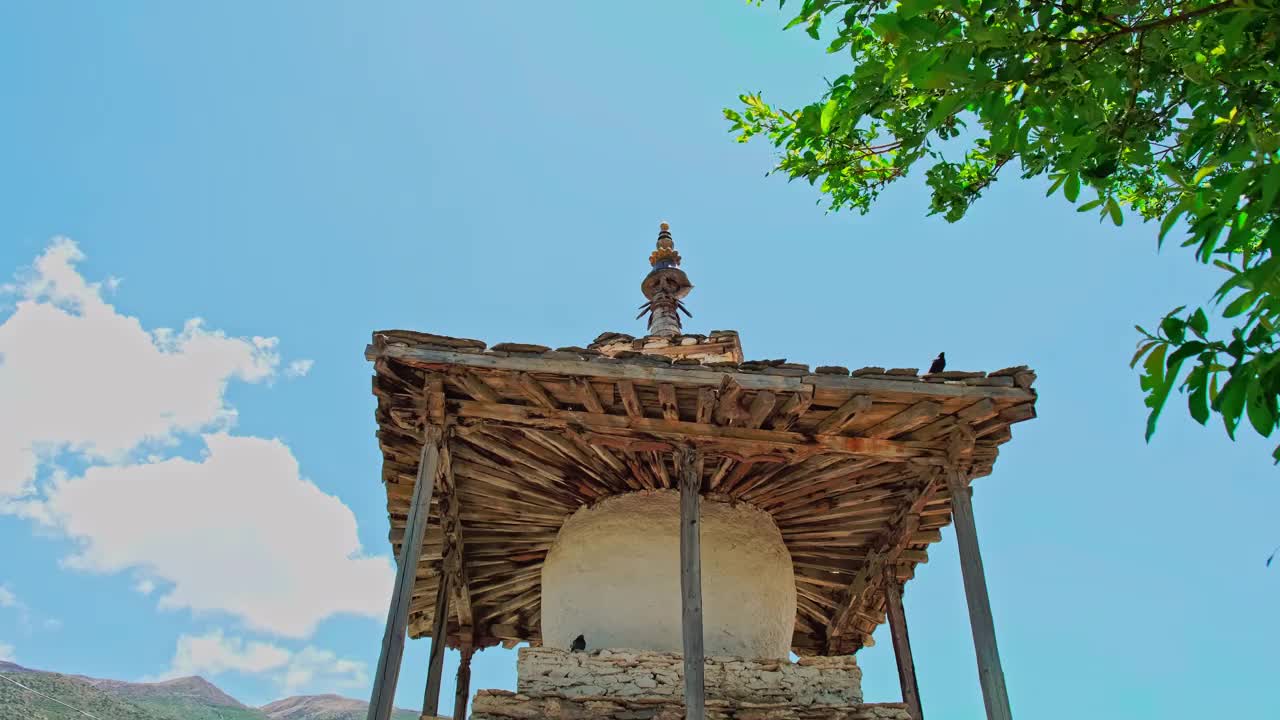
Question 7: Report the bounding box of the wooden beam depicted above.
[814,394,872,435]
[828,465,945,639]
[421,569,452,717]
[865,401,943,439]
[714,375,749,425]
[574,377,606,414]
[769,388,813,431]
[368,425,442,720]
[454,370,500,404]
[885,579,924,720]
[949,470,1013,720]
[452,647,474,720]
[618,380,643,418]
[678,448,705,720]
[695,386,716,424]
[658,383,680,421]
[745,391,777,429]
[372,344,1037,402]
[516,372,559,409]
[449,400,938,462]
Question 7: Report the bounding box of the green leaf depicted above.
[820,99,838,133]
[1215,376,1247,440]
[1064,173,1080,203]
[1106,198,1123,226]
[1193,164,1219,185]
[1188,308,1209,338]
[1245,378,1275,437]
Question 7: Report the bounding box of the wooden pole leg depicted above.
[368,427,443,720]
[452,647,474,720]
[421,570,452,718]
[949,477,1013,720]
[678,449,705,720]
[884,578,923,720]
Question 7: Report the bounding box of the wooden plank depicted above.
[372,344,1037,402]
[453,647,474,720]
[678,449,705,720]
[421,569,452,717]
[714,376,749,425]
[695,386,717,424]
[885,579,924,720]
[449,399,937,461]
[454,370,500,403]
[618,380,644,418]
[745,391,777,429]
[368,426,442,720]
[574,377,606,413]
[516,372,559,409]
[815,394,872,435]
[865,401,943,439]
[658,383,681,421]
[769,389,813,431]
[949,472,1014,720]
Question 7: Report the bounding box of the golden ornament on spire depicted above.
[649,222,681,268]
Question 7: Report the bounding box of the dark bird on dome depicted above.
[928,352,946,374]
[571,634,586,652]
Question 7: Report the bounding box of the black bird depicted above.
[928,352,946,374]
[570,634,586,652]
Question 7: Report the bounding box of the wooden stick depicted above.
[421,569,452,717]
[368,425,441,720]
[452,647,474,720]
[678,448,705,720]
[885,579,924,720]
[950,472,1014,720]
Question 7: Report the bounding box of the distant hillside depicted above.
[261,694,426,720]
[0,667,182,720]
[0,665,438,720]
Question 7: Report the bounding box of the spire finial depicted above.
[639,221,693,337]
[650,222,681,269]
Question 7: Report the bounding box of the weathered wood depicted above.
[695,386,717,424]
[618,380,644,418]
[658,383,681,421]
[372,344,1037,401]
[745,391,777,429]
[714,376,749,425]
[884,579,923,720]
[368,426,442,720]
[949,472,1013,720]
[421,569,452,717]
[516,372,559,409]
[768,388,813,430]
[865,401,943,439]
[450,399,936,461]
[815,394,872,435]
[454,370,500,404]
[452,647,474,720]
[678,448,705,720]
[574,377,606,413]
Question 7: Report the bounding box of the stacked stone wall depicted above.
[471,690,913,720]
[516,648,861,706]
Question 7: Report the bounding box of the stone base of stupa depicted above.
[470,648,912,720]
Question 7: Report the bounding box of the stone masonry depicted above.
[516,648,862,706]
[470,691,914,720]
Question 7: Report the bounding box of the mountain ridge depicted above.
[0,663,438,720]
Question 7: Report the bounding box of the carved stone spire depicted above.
[638,222,693,337]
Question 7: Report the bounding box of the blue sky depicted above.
[1,2,1276,718]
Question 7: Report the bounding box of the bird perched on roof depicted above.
[570,634,586,652]
[928,352,946,374]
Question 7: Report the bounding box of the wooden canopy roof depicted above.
[367,329,1037,656]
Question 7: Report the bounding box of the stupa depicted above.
[364,224,1037,720]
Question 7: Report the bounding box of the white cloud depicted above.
[1,239,392,639]
[0,586,18,609]
[285,359,314,378]
[0,238,281,499]
[158,630,367,695]
[278,646,368,694]
[0,642,13,661]
[163,630,291,678]
[44,433,393,638]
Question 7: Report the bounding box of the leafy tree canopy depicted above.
[726,0,1280,460]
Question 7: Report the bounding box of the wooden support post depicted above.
[368,426,442,720]
[452,647,474,720]
[677,448,705,720]
[949,468,1013,720]
[884,577,923,720]
[421,569,452,718]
